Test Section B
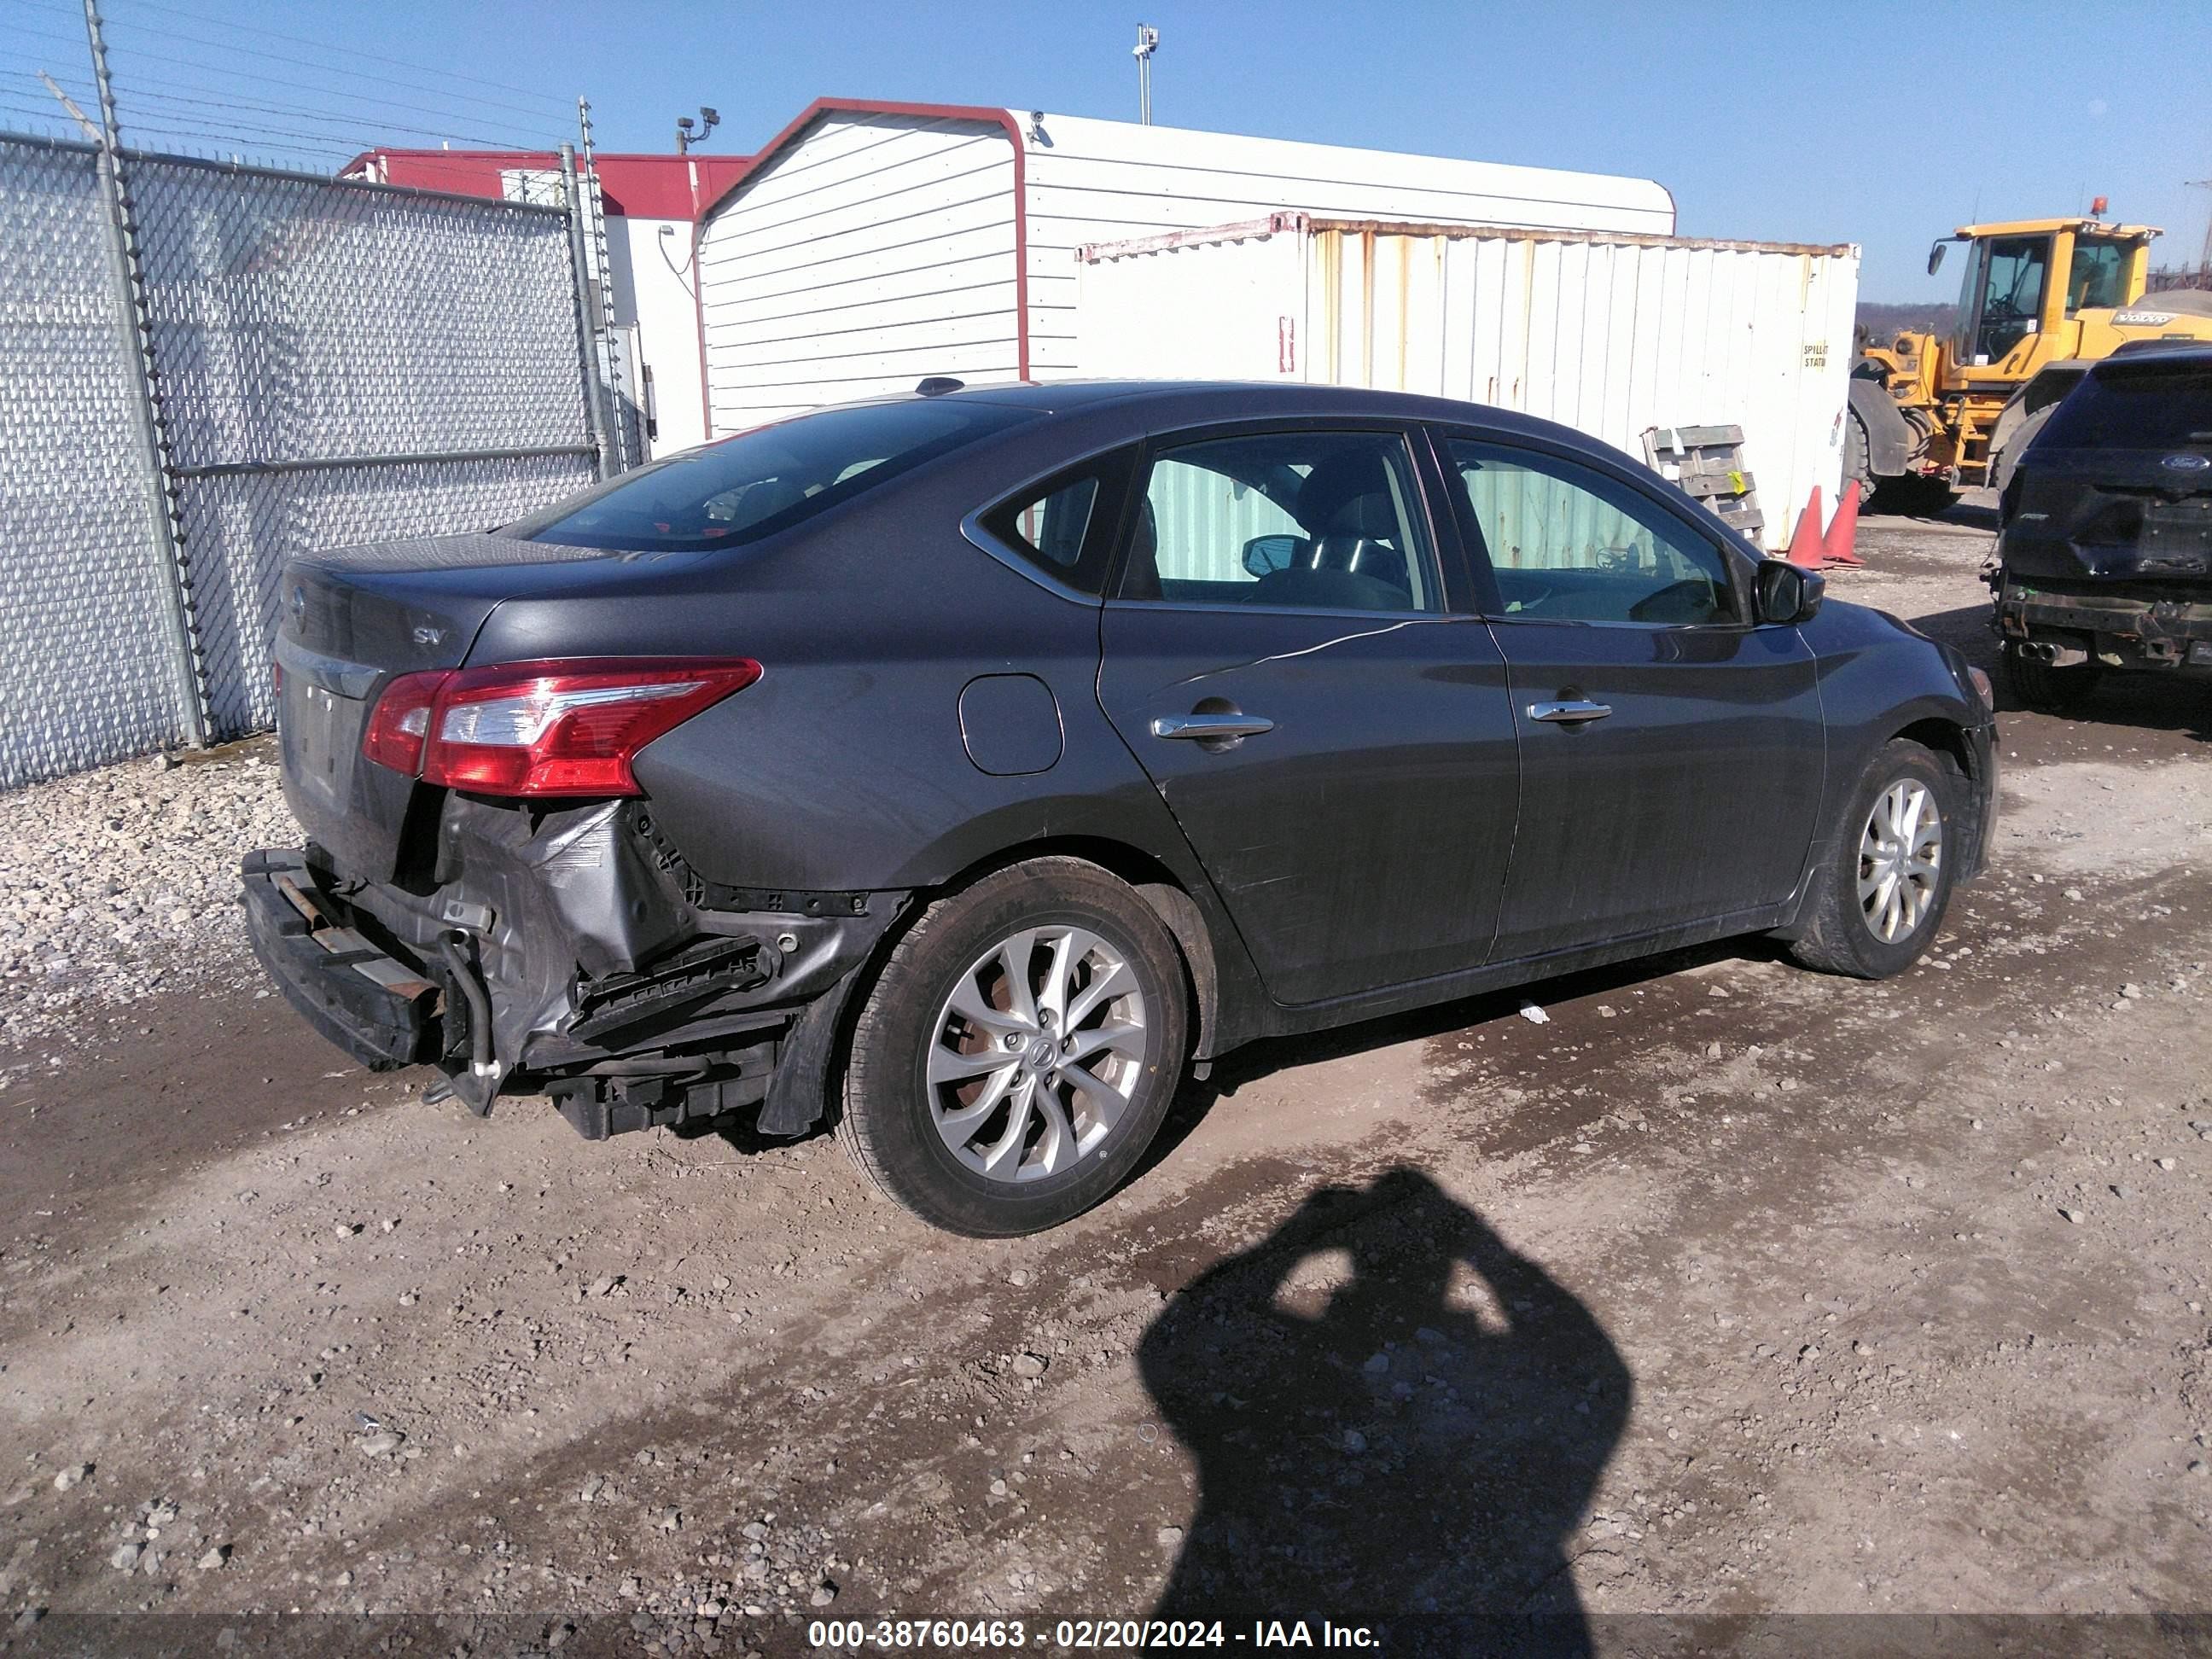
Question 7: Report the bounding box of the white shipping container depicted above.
[1077,214,1860,549]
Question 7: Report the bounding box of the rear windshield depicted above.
[2038,365,2212,451]
[515,399,1033,552]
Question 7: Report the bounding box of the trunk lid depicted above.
[276,532,657,881]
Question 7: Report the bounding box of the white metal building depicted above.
[1075,214,1861,548]
[694,99,1677,433]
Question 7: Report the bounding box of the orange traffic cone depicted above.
[1784,486,1828,570]
[1824,483,1865,568]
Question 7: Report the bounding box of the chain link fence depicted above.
[0,130,609,784]
[0,137,194,786]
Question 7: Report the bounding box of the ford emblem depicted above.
[2162,453,2211,471]
[288,584,306,620]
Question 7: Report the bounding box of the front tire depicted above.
[840,858,1189,1236]
[1790,739,1960,980]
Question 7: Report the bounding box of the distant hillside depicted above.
[1857,300,1949,345]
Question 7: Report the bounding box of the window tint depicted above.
[2039,364,2212,449]
[1118,430,1437,613]
[1445,439,1735,626]
[2066,238,2128,315]
[516,399,1032,553]
[990,474,1099,571]
[972,448,1137,595]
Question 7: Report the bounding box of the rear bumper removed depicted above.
[1992,571,2212,670]
[242,836,905,1140]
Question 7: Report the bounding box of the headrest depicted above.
[1296,449,1396,535]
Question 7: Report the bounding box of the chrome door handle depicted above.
[1528,700,1613,725]
[1150,713,1276,741]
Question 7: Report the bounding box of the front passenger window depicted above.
[1444,439,1735,626]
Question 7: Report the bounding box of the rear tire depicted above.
[1843,408,1876,505]
[1790,739,1960,981]
[840,857,1188,1237]
[2001,641,2104,712]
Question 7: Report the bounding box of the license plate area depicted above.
[282,672,368,819]
[2142,498,2212,569]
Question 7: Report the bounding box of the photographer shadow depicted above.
[1138,1168,1632,1655]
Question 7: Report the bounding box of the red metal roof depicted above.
[340,148,754,221]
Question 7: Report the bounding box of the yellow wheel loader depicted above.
[1850,216,2212,506]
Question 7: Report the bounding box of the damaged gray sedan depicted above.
[247,381,1997,1236]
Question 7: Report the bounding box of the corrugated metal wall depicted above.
[697,111,1019,432]
[1078,218,1858,550]
[1021,112,1676,384]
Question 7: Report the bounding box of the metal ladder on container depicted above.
[1642,424,1764,544]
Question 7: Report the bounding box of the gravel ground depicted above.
[0,742,288,1055]
[3,504,2212,1656]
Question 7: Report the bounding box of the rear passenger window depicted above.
[1118,429,1439,613]
[998,475,1099,569]
[974,449,1136,595]
[1444,439,1736,626]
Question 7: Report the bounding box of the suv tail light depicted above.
[361,658,760,798]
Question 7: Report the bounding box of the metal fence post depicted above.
[577,99,632,470]
[82,0,211,748]
[560,143,616,482]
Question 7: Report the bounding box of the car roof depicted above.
[909,377,1590,444]
[2089,341,2212,375]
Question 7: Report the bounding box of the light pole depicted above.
[1132,25,1159,125]
[676,106,721,154]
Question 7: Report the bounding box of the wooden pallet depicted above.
[1643,424,1764,543]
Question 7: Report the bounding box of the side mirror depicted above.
[1243,533,1306,577]
[1927,241,1948,276]
[1755,559,1825,626]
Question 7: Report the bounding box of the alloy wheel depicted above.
[1857,780,1943,944]
[925,926,1150,1184]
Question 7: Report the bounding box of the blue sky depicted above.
[7,0,2209,299]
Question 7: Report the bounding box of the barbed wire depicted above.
[119,0,575,111]
[102,9,574,128]
[112,83,549,151]
[2,2,592,180]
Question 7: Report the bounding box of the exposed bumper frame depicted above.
[1994,573,2212,668]
[242,848,441,1070]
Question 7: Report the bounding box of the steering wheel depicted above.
[1627,579,1718,625]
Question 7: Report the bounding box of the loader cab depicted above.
[1930,219,2155,381]
[1957,231,2049,366]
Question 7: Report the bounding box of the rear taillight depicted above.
[362,669,448,775]
[361,658,760,798]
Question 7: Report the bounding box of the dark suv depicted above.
[246,381,1996,1235]
[1994,344,2212,707]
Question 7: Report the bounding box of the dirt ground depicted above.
[3,500,2212,1656]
